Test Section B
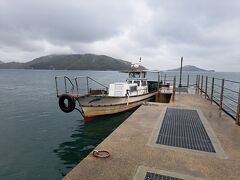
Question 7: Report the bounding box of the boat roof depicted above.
[121,69,160,73]
[126,78,147,81]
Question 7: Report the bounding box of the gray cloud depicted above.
[0,0,239,71]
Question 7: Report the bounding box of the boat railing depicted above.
[55,76,75,97]
[162,73,240,126]
[74,76,108,96]
[55,75,108,97]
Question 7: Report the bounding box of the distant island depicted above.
[167,65,215,72]
[0,54,146,71]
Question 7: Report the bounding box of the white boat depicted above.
[55,65,159,122]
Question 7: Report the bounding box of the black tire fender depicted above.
[58,94,76,113]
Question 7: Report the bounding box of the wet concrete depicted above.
[64,93,240,180]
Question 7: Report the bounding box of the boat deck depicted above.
[63,93,240,180]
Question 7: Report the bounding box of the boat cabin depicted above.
[108,70,148,97]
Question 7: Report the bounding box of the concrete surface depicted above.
[64,93,240,180]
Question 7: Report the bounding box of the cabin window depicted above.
[130,86,137,92]
[129,72,140,78]
[127,80,132,84]
[141,72,146,78]
[141,80,147,86]
[133,81,140,86]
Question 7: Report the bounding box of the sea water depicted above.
[0,69,239,180]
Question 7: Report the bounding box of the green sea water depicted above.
[0,70,131,180]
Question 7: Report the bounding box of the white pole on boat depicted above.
[127,90,129,106]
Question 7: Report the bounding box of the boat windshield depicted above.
[130,86,137,92]
[129,72,140,78]
[133,80,140,86]
[128,71,146,78]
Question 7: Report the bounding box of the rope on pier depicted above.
[92,150,110,158]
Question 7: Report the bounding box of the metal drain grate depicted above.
[176,87,188,93]
[156,108,216,152]
[145,172,183,180]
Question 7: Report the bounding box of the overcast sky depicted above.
[0,0,239,71]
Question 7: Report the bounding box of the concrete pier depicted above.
[64,93,240,180]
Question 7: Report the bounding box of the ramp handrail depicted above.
[161,73,240,126]
[196,75,240,125]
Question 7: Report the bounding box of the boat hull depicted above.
[77,92,156,119]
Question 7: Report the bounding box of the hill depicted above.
[0,54,146,70]
[0,62,26,69]
[167,65,215,72]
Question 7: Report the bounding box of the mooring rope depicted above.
[92,150,110,158]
